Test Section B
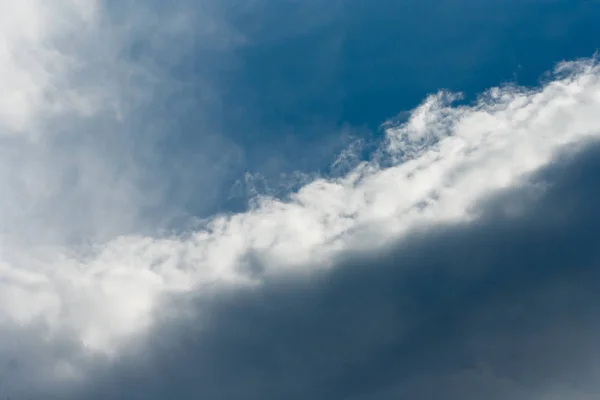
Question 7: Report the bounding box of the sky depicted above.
[1,0,600,399]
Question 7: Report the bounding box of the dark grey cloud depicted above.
[59,141,600,400]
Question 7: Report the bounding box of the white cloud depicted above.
[4,56,600,359]
[0,0,98,136]
[0,2,242,392]
[0,0,246,247]
[1,0,600,396]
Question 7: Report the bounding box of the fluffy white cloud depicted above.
[1,0,600,396]
[0,2,239,392]
[4,56,600,358]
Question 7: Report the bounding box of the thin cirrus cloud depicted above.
[1,0,600,399]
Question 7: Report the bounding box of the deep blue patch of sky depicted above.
[150,0,600,219]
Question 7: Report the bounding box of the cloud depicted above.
[0,0,253,249]
[2,55,600,398]
[0,2,246,394]
[66,134,600,400]
[2,0,600,398]
[0,0,96,136]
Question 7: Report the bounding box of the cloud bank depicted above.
[1,0,600,398]
[71,141,600,399]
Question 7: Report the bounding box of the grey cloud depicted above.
[59,141,600,399]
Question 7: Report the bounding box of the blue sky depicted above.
[152,0,600,217]
[1,0,600,399]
